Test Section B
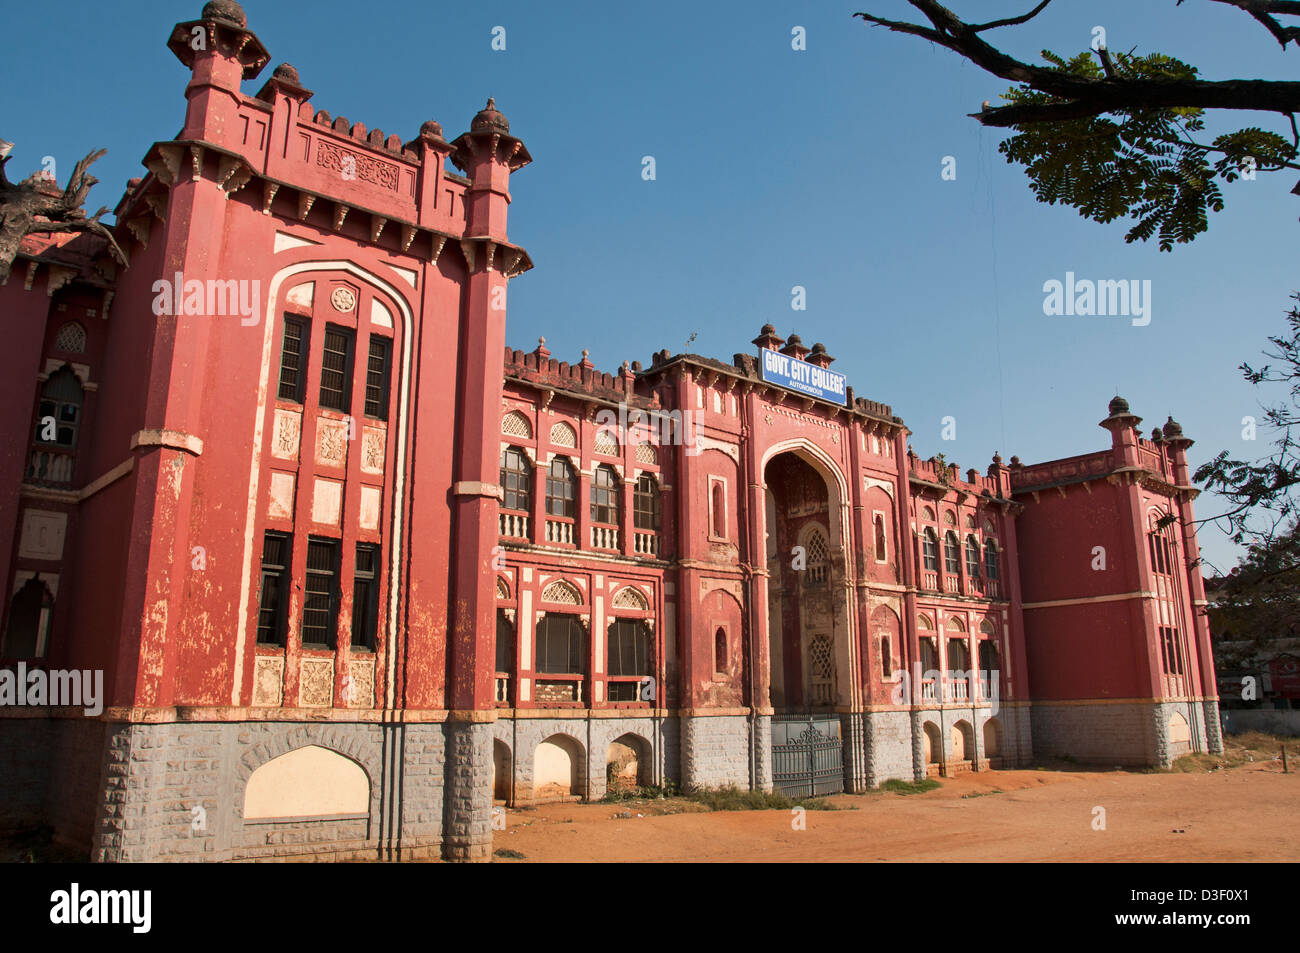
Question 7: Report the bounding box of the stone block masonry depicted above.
[680,714,751,790]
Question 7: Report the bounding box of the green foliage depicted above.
[877,778,940,795]
[1196,293,1300,553]
[997,50,1298,251]
[685,785,844,811]
[600,781,680,803]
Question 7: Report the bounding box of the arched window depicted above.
[1148,530,1172,575]
[633,474,660,532]
[608,619,653,700]
[921,528,938,571]
[53,321,87,354]
[500,447,531,513]
[711,482,726,538]
[591,465,620,525]
[965,535,981,578]
[714,627,728,674]
[920,637,939,673]
[984,540,999,580]
[944,531,960,574]
[545,458,576,518]
[34,366,83,449]
[2,576,54,658]
[535,614,586,674]
[495,609,515,675]
[947,638,970,673]
[873,514,887,562]
[979,639,999,676]
[880,636,892,678]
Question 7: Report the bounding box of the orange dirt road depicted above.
[493,763,1299,862]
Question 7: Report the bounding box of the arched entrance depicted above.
[762,446,854,797]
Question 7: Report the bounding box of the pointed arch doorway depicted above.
[762,446,852,797]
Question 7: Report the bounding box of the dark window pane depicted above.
[277,317,307,402]
[546,458,575,518]
[319,325,354,412]
[591,466,619,525]
[536,614,585,674]
[500,447,531,512]
[257,531,290,645]
[352,543,379,649]
[633,474,660,531]
[495,610,514,673]
[302,538,339,647]
[364,336,390,419]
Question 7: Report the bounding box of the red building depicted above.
[0,1,1221,862]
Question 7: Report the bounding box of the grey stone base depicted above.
[909,705,1030,779]
[1030,700,1213,767]
[861,710,913,786]
[680,714,752,790]
[491,714,676,804]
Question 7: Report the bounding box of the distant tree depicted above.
[1206,518,1300,667]
[0,146,126,282]
[854,0,1300,249]
[1196,292,1300,555]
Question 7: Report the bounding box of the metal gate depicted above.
[771,714,844,798]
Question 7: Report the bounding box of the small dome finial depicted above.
[201,0,247,28]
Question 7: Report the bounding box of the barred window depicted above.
[277,316,308,402]
[319,324,354,412]
[984,540,999,580]
[352,543,379,650]
[633,474,660,531]
[500,447,531,512]
[608,619,652,677]
[495,609,515,674]
[546,458,576,518]
[364,336,390,419]
[965,535,981,578]
[257,531,291,645]
[536,614,585,674]
[591,465,620,525]
[922,528,938,571]
[944,531,960,574]
[35,367,83,449]
[302,537,340,647]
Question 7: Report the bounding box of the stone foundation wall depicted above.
[680,714,751,790]
[1030,702,1161,766]
[861,710,913,786]
[0,716,53,834]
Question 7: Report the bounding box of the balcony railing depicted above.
[544,518,575,545]
[499,512,529,539]
[950,676,969,702]
[985,579,1000,598]
[494,673,511,705]
[26,448,74,486]
[633,531,658,556]
[591,524,619,551]
[921,678,937,702]
[606,675,648,703]
[922,570,938,591]
[944,574,960,593]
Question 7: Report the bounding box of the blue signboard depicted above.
[759,348,847,404]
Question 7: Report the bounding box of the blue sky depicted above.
[3,1,1296,572]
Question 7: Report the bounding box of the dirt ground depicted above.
[493,759,1300,862]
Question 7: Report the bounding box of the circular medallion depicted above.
[330,287,357,313]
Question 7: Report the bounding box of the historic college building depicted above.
[0,2,1222,861]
